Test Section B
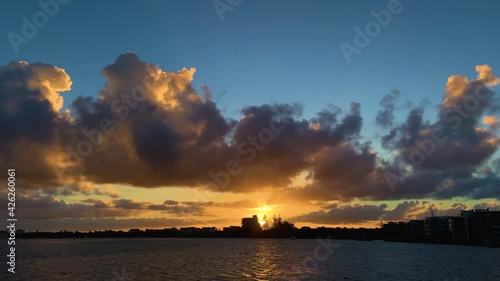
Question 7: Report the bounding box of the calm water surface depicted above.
[1,238,499,280]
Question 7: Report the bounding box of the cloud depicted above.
[1,54,499,205]
[483,115,500,132]
[147,201,206,216]
[376,89,400,128]
[0,61,74,190]
[476,65,500,87]
[114,199,147,210]
[473,201,500,211]
[12,194,137,220]
[1,190,263,225]
[292,203,387,224]
[291,200,474,225]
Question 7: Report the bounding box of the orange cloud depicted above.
[444,64,499,107]
[483,116,499,125]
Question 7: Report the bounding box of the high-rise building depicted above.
[241,215,262,237]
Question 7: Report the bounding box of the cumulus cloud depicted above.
[1,54,499,208]
[57,53,369,193]
[476,65,500,87]
[0,61,74,190]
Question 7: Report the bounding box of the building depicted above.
[382,222,407,242]
[382,209,500,246]
[223,226,241,233]
[241,215,262,237]
[424,216,451,242]
[180,227,200,236]
[461,210,478,242]
[200,227,217,235]
[408,220,424,241]
[461,209,500,246]
[448,217,465,242]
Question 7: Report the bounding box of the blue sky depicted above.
[2,0,499,122]
[1,0,500,159]
[1,0,500,230]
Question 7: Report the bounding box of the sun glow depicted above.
[253,206,273,212]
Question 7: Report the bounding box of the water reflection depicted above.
[240,239,313,281]
[252,240,280,280]
[10,239,498,281]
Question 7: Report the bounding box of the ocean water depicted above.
[1,238,499,280]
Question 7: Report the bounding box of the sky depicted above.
[0,0,499,231]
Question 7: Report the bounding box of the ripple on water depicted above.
[1,239,500,281]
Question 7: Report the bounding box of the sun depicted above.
[248,205,274,227]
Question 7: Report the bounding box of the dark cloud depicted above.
[147,201,206,216]
[1,54,499,204]
[0,61,73,190]
[381,128,398,149]
[291,203,387,224]
[10,194,136,220]
[376,89,400,128]
[0,191,261,225]
[114,199,147,210]
[291,200,472,225]
[313,142,376,185]
[372,67,500,201]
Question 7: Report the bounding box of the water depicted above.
[1,238,499,280]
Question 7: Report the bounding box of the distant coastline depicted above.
[4,209,499,248]
[2,224,498,248]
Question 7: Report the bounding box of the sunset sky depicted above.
[1,0,499,231]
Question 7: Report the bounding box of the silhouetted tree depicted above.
[262,215,270,230]
[272,214,282,228]
[266,214,294,238]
